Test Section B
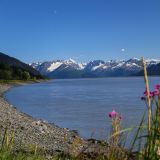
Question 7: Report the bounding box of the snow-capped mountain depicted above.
[30,58,160,78]
[30,59,86,78]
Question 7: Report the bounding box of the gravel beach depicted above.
[0,84,87,155]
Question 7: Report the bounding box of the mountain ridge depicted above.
[30,58,160,79]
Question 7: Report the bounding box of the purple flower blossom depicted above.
[119,115,123,120]
[143,90,147,96]
[155,84,160,90]
[109,110,117,118]
[108,110,122,120]
[149,91,154,97]
[153,89,159,96]
[143,90,154,97]
[141,90,157,97]
[142,85,160,100]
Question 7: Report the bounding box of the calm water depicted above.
[4,77,160,140]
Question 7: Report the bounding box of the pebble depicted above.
[0,84,88,155]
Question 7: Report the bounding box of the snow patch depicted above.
[92,63,104,71]
[47,62,62,72]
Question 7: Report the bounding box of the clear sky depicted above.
[0,0,160,63]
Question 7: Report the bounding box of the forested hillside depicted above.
[0,52,44,80]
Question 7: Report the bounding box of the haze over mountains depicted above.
[30,58,160,79]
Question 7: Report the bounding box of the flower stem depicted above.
[141,57,151,133]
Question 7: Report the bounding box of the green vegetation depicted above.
[0,63,29,80]
[0,62,44,81]
[1,57,160,159]
[0,52,45,81]
[0,79,47,85]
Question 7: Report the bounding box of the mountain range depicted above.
[30,58,160,79]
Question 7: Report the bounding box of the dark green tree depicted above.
[0,70,12,80]
[22,71,31,80]
[0,63,10,70]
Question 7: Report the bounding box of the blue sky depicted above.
[0,0,160,63]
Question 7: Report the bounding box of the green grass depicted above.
[0,97,159,160]
[0,79,48,84]
[1,58,160,159]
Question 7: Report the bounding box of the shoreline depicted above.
[0,83,87,155]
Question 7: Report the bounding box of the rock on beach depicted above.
[0,84,87,155]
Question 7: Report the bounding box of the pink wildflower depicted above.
[143,90,147,96]
[149,91,154,97]
[108,110,117,118]
[119,115,123,120]
[155,84,160,90]
[153,89,159,96]
[143,90,154,98]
